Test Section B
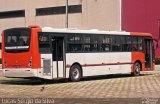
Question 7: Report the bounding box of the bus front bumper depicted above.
[3,68,38,78]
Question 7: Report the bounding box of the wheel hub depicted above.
[73,68,79,79]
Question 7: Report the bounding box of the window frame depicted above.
[38,32,52,54]
[4,28,31,53]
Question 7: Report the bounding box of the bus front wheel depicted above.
[69,64,82,82]
[133,62,141,76]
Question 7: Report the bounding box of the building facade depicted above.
[122,0,160,59]
[0,0,160,60]
[0,0,121,31]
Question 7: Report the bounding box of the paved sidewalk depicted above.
[0,72,160,98]
[0,66,160,99]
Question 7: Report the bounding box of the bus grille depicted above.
[43,59,51,75]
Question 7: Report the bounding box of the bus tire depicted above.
[69,64,82,82]
[133,62,141,76]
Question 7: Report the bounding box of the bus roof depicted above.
[42,27,152,37]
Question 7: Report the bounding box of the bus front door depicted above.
[52,37,65,78]
[144,39,153,70]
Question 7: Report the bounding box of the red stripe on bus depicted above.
[66,62,134,68]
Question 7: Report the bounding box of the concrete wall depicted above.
[0,0,121,31]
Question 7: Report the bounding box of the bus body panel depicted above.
[40,54,53,79]
[30,27,41,69]
[131,52,145,71]
[2,27,42,78]
[42,27,131,36]
[3,52,31,68]
[2,68,38,78]
[66,52,132,77]
[2,28,32,69]
[66,52,132,66]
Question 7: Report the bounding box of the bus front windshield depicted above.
[4,28,31,53]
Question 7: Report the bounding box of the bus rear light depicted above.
[4,61,7,67]
[28,57,32,67]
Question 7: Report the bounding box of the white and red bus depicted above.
[1,26,155,81]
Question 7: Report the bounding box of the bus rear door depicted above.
[39,33,65,79]
[52,36,65,78]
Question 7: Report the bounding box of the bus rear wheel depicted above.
[69,64,82,82]
[133,62,141,76]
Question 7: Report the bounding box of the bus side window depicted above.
[125,36,132,51]
[100,35,110,52]
[38,34,51,53]
[138,44,143,51]
[138,37,143,51]
[74,44,83,52]
[91,44,99,51]
[68,44,83,52]
[111,36,121,52]
[101,44,110,51]
[132,37,138,51]
[84,44,90,52]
